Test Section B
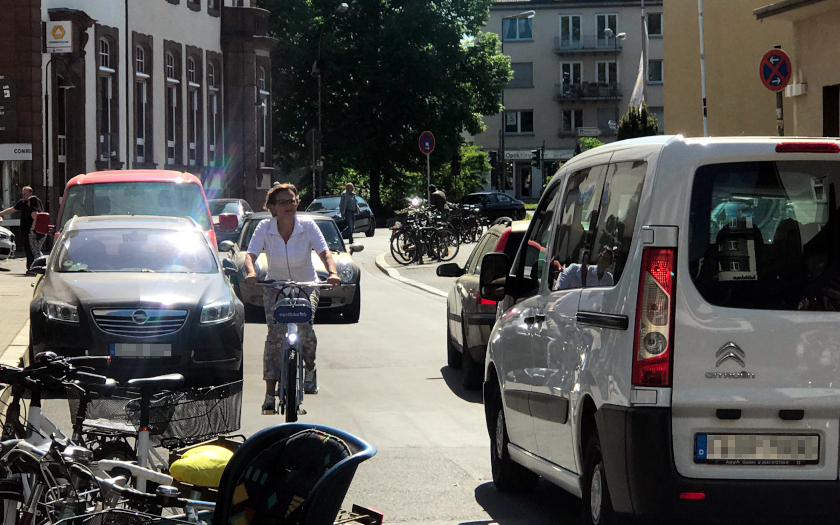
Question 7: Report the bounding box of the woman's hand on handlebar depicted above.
[327,273,341,286]
[245,272,258,285]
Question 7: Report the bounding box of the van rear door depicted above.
[674,157,840,481]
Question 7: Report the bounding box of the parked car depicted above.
[437,219,529,389]
[219,212,364,323]
[306,195,376,238]
[0,226,15,262]
[29,215,244,386]
[209,198,253,247]
[479,136,840,524]
[460,192,526,221]
[52,170,237,248]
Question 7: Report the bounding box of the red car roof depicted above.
[65,170,202,188]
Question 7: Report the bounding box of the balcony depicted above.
[554,82,622,101]
[553,35,623,55]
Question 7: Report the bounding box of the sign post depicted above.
[46,22,73,54]
[759,47,791,136]
[418,131,435,203]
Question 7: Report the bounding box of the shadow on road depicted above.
[472,480,579,525]
[0,267,11,272]
[439,366,483,404]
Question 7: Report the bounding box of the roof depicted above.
[492,0,662,8]
[66,170,203,188]
[754,0,831,19]
[66,215,200,231]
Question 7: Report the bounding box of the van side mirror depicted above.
[30,255,48,275]
[34,213,52,235]
[218,213,239,233]
[436,262,464,278]
[480,253,510,301]
[218,240,236,253]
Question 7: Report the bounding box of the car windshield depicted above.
[54,228,218,274]
[461,194,485,205]
[209,201,240,216]
[59,182,212,231]
[240,217,345,253]
[307,197,341,212]
[689,161,840,311]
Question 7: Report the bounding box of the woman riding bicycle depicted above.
[244,184,340,413]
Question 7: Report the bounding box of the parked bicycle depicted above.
[389,206,459,265]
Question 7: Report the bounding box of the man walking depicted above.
[0,186,38,273]
[429,184,448,214]
[339,183,361,243]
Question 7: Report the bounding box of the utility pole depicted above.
[641,0,647,104]
[698,0,709,137]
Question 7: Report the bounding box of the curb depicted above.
[0,321,29,368]
[374,253,448,298]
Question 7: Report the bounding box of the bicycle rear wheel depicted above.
[285,352,298,423]
[390,230,417,265]
[432,229,460,262]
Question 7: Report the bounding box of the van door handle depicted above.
[523,309,536,325]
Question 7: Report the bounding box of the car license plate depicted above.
[695,434,819,465]
[110,343,172,358]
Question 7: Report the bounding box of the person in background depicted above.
[338,183,361,243]
[27,194,46,261]
[429,184,448,214]
[0,187,37,273]
[555,245,615,290]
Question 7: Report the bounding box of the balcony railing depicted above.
[553,35,623,54]
[554,82,622,101]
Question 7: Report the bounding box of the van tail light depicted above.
[776,142,840,154]
[632,248,676,387]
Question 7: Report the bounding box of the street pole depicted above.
[614,37,619,132]
[426,153,431,204]
[641,0,647,104]
[698,0,709,137]
[774,45,785,136]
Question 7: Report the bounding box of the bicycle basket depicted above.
[53,508,195,525]
[273,297,313,324]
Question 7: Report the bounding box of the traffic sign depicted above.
[577,127,603,137]
[759,49,791,92]
[419,131,435,155]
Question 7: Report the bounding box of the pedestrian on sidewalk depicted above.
[27,194,47,261]
[429,184,449,214]
[0,186,38,273]
[339,183,361,243]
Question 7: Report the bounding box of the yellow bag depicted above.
[169,445,234,488]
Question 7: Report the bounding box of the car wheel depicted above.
[461,323,483,390]
[343,285,361,323]
[446,322,461,368]
[487,380,539,493]
[582,431,615,525]
[365,218,376,237]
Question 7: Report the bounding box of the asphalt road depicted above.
[41,230,581,525]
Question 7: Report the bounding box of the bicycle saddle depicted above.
[126,373,184,393]
[74,377,119,398]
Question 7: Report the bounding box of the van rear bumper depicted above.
[596,405,840,521]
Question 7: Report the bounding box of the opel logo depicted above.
[132,310,149,325]
[716,342,746,368]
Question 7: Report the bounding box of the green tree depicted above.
[260,0,511,215]
[438,143,491,201]
[616,102,659,141]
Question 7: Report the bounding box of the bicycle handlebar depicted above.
[257,280,336,289]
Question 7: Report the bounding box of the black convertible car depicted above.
[29,215,245,386]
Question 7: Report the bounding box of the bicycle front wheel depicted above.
[285,353,298,423]
[390,230,417,265]
[432,229,460,262]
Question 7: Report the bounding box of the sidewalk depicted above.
[0,258,34,366]
[376,241,473,296]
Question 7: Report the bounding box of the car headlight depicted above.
[43,301,79,324]
[201,299,235,324]
[336,261,355,284]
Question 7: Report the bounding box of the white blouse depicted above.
[246,215,329,282]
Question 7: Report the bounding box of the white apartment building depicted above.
[475,0,664,199]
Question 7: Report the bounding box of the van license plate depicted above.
[695,434,819,465]
[110,343,172,358]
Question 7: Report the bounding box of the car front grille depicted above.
[0,247,10,256]
[92,309,189,337]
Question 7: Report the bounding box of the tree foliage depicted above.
[259,0,510,214]
[616,102,659,141]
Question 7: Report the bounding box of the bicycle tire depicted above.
[390,230,417,265]
[285,352,298,423]
[432,229,460,262]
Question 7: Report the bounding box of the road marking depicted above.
[374,253,448,298]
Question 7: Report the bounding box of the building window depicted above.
[730,261,741,271]
[135,46,145,74]
[597,108,614,133]
[186,53,203,167]
[502,17,532,41]
[596,14,617,47]
[166,52,176,81]
[728,240,738,251]
[188,58,196,84]
[562,109,583,133]
[560,62,582,90]
[188,89,198,166]
[648,59,663,83]
[504,110,534,134]
[208,62,218,167]
[99,39,110,69]
[508,62,533,89]
[597,61,617,84]
[647,13,663,37]
[167,85,177,164]
[258,67,268,168]
[259,67,266,91]
[164,48,181,166]
[135,81,147,163]
[208,0,216,8]
[208,62,215,89]
[98,37,117,163]
[559,15,581,49]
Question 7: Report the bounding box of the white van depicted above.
[479,136,840,524]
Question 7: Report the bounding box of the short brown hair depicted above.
[264,183,299,211]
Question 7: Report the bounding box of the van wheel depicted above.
[488,383,539,493]
[461,324,483,390]
[447,323,461,369]
[582,431,615,525]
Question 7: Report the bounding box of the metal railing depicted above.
[554,82,623,101]
[553,35,623,53]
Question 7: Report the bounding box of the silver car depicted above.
[0,226,15,262]
[220,212,364,323]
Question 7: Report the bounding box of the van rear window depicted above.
[689,161,840,311]
[59,182,211,231]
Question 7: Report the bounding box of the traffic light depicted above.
[530,149,541,168]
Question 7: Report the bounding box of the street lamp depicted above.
[311,2,349,198]
[44,57,75,215]
[240,82,266,200]
[603,27,626,137]
[498,9,534,193]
